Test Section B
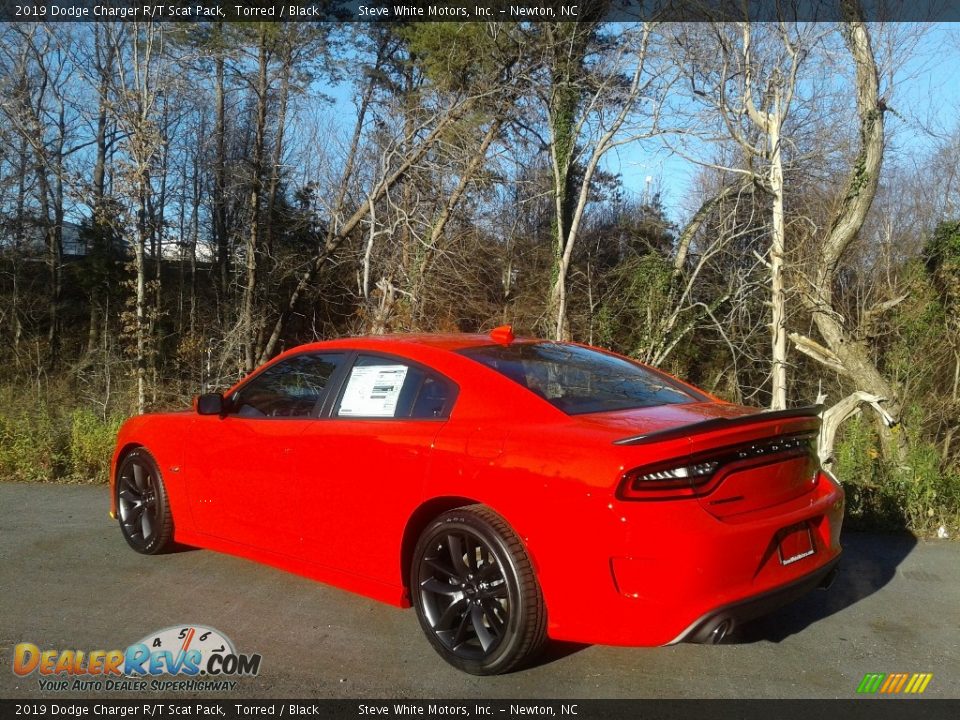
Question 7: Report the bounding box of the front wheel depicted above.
[116,448,174,555]
[410,505,546,675]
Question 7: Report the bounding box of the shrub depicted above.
[0,403,68,482]
[0,386,124,484]
[835,413,960,536]
[69,408,123,483]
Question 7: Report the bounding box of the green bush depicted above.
[0,404,67,482]
[69,408,123,483]
[899,438,960,535]
[0,388,124,484]
[835,414,960,536]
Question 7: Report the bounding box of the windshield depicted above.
[459,343,698,415]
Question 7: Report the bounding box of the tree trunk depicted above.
[88,23,113,355]
[242,25,269,372]
[769,99,788,410]
[263,40,292,262]
[214,45,229,299]
[151,98,169,399]
[32,156,60,367]
[546,33,581,341]
[816,391,896,467]
[545,22,648,341]
[189,138,201,336]
[794,8,908,465]
[136,196,147,415]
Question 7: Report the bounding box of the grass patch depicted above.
[0,386,124,484]
[835,414,960,537]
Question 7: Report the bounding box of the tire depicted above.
[116,448,174,555]
[410,504,547,675]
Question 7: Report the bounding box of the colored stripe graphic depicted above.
[910,673,933,694]
[857,673,932,695]
[881,673,906,693]
[857,673,885,693]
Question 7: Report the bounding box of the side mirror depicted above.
[195,393,224,416]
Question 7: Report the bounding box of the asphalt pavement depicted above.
[0,483,957,699]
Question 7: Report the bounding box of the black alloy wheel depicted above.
[116,448,173,555]
[411,505,546,675]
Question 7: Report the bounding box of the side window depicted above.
[336,355,454,419]
[229,353,342,418]
[410,374,453,419]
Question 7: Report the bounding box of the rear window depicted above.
[459,343,697,415]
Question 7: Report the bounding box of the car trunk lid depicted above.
[603,404,823,517]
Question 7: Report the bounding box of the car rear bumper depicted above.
[671,553,841,643]
[540,470,844,646]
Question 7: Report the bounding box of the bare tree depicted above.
[0,25,76,367]
[111,22,167,413]
[239,23,271,373]
[257,26,514,361]
[535,23,663,340]
[669,20,823,408]
[789,7,906,465]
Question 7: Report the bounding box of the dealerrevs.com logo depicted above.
[13,625,262,692]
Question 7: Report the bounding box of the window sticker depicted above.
[338,364,409,417]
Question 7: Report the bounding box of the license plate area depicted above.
[778,522,815,565]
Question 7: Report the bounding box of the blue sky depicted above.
[606,23,960,221]
[319,22,959,225]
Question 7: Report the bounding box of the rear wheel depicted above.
[411,505,546,675]
[116,448,173,555]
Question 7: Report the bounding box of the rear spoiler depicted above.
[612,405,824,446]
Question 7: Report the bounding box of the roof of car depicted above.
[362,333,512,350]
[292,332,541,354]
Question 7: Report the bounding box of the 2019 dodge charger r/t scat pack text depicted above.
[111,327,844,674]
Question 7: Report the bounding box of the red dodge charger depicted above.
[111,327,844,674]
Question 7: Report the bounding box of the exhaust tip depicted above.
[818,566,839,590]
[709,619,732,644]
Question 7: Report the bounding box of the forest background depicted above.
[1,10,959,535]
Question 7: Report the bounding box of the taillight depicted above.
[617,433,817,501]
[618,460,721,500]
